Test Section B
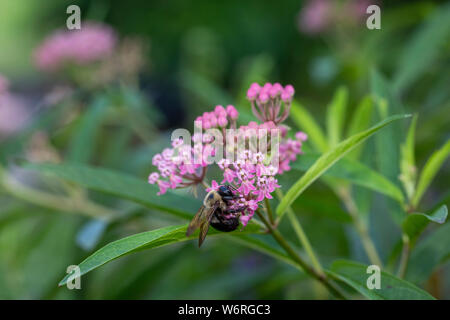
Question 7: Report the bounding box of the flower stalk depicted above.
[397,235,410,278]
[275,189,324,276]
[337,186,383,267]
[264,197,275,226]
[255,209,346,299]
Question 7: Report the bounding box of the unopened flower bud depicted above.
[226,105,239,120]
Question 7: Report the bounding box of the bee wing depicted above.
[186,205,207,237]
[198,203,219,247]
[186,202,218,237]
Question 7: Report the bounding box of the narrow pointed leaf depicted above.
[276,114,411,217]
[68,96,108,163]
[58,223,269,287]
[400,114,418,200]
[346,96,373,160]
[290,101,328,153]
[328,260,435,300]
[326,86,348,147]
[402,205,448,245]
[292,154,404,203]
[406,222,450,284]
[23,163,198,220]
[412,139,450,207]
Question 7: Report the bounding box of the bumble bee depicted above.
[186,185,245,247]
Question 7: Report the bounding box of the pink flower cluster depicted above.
[298,0,374,35]
[211,150,280,226]
[148,82,308,227]
[247,82,294,125]
[279,132,308,174]
[149,105,240,195]
[148,139,207,195]
[237,120,307,174]
[195,105,239,130]
[298,0,332,34]
[34,22,117,71]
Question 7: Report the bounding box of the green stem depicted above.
[276,189,324,276]
[264,197,275,226]
[255,210,346,300]
[397,235,410,278]
[338,187,383,267]
[0,167,117,219]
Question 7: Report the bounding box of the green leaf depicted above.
[290,100,328,153]
[371,69,407,224]
[328,260,435,300]
[276,114,411,217]
[59,224,185,286]
[58,223,264,287]
[230,235,299,270]
[402,205,448,245]
[67,96,108,163]
[326,86,348,147]
[371,69,404,181]
[23,163,198,220]
[406,222,450,284]
[412,139,450,207]
[393,3,450,91]
[346,96,373,160]
[399,115,418,201]
[402,114,418,168]
[292,154,404,203]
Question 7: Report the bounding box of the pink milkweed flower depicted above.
[239,214,251,227]
[214,105,227,117]
[34,22,117,71]
[296,131,308,141]
[148,172,159,184]
[226,105,239,120]
[238,179,257,196]
[156,180,170,195]
[247,82,294,125]
[217,116,228,127]
[206,180,220,192]
[169,174,183,189]
[222,168,237,184]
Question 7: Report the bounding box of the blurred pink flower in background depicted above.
[298,0,376,35]
[349,0,373,19]
[34,22,117,71]
[0,75,29,138]
[298,0,333,34]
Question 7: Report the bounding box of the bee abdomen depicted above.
[210,212,240,232]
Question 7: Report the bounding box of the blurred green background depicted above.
[0,0,449,299]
